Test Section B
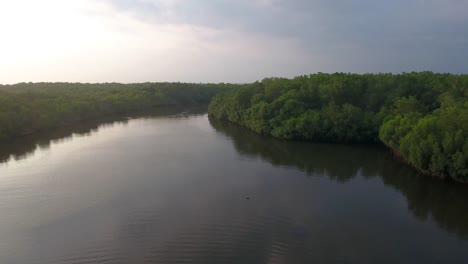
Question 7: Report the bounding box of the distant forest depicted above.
[0,82,236,141]
[208,72,467,181]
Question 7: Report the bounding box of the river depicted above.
[0,111,467,263]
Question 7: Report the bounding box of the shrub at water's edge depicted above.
[208,72,467,181]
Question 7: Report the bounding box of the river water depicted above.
[0,112,467,263]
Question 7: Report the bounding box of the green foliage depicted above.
[208,72,468,180]
[392,96,426,114]
[397,104,468,179]
[0,82,236,140]
[379,113,422,149]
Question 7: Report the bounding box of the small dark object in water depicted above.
[246,197,250,200]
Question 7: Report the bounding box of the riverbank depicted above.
[0,82,237,141]
[208,72,467,181]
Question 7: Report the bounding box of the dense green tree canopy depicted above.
[208,72,467,180]
[0,82,236,141]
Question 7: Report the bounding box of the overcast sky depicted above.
[0,0,467,84]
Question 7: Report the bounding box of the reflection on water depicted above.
[0,113,466,264]
[0,107,206,165]
[209,118,468,240]
[210,118,383,182]
[0,119,128,164]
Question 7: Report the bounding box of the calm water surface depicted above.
[0,112,467,264]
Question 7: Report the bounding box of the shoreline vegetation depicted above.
[0,72,466,182]
[208,72,467,182]
[0,82,237,140]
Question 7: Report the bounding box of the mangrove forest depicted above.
[208,72,467,181]
[0,82,236,140]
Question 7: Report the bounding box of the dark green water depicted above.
[0,112,467,264]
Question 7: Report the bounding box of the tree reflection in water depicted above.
[209,117,468,240]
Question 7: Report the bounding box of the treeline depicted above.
[0,82,236,141]
[208,72,467,181]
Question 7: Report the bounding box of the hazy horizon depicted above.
[1,70,466,86]
[1,0,467,84]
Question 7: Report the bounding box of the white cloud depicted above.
[3,0,463,84]
[0,0,311,84]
